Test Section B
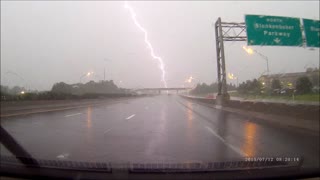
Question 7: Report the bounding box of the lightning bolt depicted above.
[124,1,167,88]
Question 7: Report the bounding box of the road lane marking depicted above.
[32,121,41,125]
[126,114,136,120]
[103,128,113,135]
[205,126,247,157]
[177,97,247,157]
[64,113,82,117]
[57,153,69,159]
[0,100,129,118]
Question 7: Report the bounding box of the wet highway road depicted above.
[1,95,319,168]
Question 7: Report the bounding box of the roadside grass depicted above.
[229,91,319,102]
[293,93,320,102]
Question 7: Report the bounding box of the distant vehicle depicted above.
[273,89,281,94]
[280,88,295,95]
[312,86,320,93]
[206,94,215,99]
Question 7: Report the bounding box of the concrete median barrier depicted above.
[0,96,141,117]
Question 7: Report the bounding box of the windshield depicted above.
[1,1,319,179]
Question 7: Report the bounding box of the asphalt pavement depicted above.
[1,95,319,168]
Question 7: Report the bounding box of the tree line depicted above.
[1,80,131,101]
[238,76,317,95]
[190,82,237,95]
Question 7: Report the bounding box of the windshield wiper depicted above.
[0,126,39,167]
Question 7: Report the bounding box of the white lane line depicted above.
[64,113,82,117]
[126,114,136,120]
[103,128,112,135]
[205,126,247,157]
[56,153,69,159]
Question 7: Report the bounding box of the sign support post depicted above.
[214,18,247,104]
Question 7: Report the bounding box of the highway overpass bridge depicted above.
[133,87,192,94]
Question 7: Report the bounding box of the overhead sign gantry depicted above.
[214,15,319,104]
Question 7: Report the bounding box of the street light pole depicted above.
[4,71,31,91]
[227,73,239,88]
[243,46,270,75]
[252,49,270,74]
[103,58,112,81]
[236,77,239,88]
[184,76,200,95]
[80,72,93,83]
[80,74,86,83]
[266,57,270,74]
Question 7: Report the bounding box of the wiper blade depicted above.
[1,155,112,172]
[1,155,316,180]
[0,155,302,173]
[0,126,39,167]
[128,160,303,173]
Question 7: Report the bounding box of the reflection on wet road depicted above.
[1,95,319,168]
[186,102,195,145]
[86,107,92,145]
[242,122,257,157]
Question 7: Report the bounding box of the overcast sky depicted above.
[1,1,319,90]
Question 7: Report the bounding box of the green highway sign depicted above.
[303,19,320,47]
[245,15,303,46]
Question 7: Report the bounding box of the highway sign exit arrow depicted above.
[245,15,303,47]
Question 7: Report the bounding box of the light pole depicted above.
[80,72,93,83]
[4,71,31,91]
[184,76,200,88]
[227,73,238,87]
[184,76,200,95]
[235,76,239,88]
[103,58,112,81]
[118,80,123,87]
[243,46,270,74]
[93,73,103,82]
